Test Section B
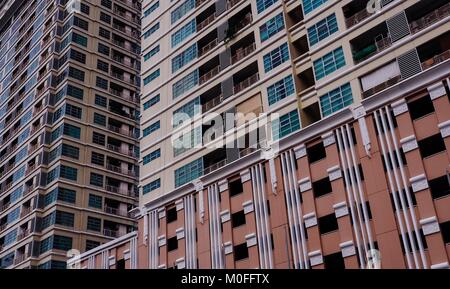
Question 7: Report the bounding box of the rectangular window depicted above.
[87,216,101,232]
[318,214,339,234]
[319,82,353,117]
[313,47,345,80]
[171,19,196,48]
[167,236,178,251]
[173,97,201,127]
[144,45,160,61]
[312,177,332,198]
[260,13,285,42]
[144,69,160,85]
[263,43,290,73]
[256,0,277,14]
[418,134,446,158]
[171,0,195,24]
[143,149,161,165]
[61,144,79,159]
[95,94,107,107]
[272,109,301,140]
[144,22,159,39]
[267,75,295,105]
[173,70,199,99]
[92,132,105,146]
[234,243,249,261]
[144,1,159,18]
[172,43,198,73]
[143,95,160,110]
[174,158,203,187]
[143,179,161,194]
[91,151,105,166]
[142,121,160,137]
[88,194,103,209]
[167,206,178,223]
[303,0,328,14]
[93,112,106,126]
[90,172,104,187]
[307,14,338,46]
[60,165,77,181]
[231,210,246,228]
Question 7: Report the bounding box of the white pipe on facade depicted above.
[374,110,413,268]
[340,127,370,256]
[280,154,299,269]
[385,107,428,268]
[345,124,375,253]
[288,150,309,268]
[336,129,365,268]
[378,109,420,268]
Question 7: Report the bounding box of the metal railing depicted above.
[231,43,256,64]
[421,49,450,70]
[204,159,227,175]
[410,3,450,34]
[233,73,259,94]
[362,75,402,98]
[198,38,218,57]
[202,94,223,113]
[199,65,220,84]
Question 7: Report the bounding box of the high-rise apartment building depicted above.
[0,0,142,269]
[76,0,449,269]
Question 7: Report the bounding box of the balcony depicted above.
[343,0,373,29]
[197,13,216,32]
[204,159,227,175]
[233,73,259,94]
[104,206,129,217]
[199,65,220,84]
[198,38,218,57]
[108,125,135,138]
[105,185,136,197]
[106,163,136,177]
[231,43,256,64]
[409,2,450,34]
[227,0,242,9]
[103,228,119,238]
[422,49,450,70]
[107,144,136,157]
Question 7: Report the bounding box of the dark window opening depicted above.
[116,259,125,269]
[167,206,177,223]
[418,134,446,158]
[231,210,246,228]
[307,142,326,163]
[323,252,345,269]
[408,95,435,120]
[167,236,178,251]
[429,176,450,199]
[318,214,339,235]
[441,221,450,244]
[312,177,332,198]
[234,243,249,261]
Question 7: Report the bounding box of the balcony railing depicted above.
[108,125,135,138]
[202,94,223,113]
[16,229,31,241]
[105,185,136,197]
[231,43,256,64]
[103,228,119,238]
[106,164,135,177]
[198,38,218,57]
[107,144,136,157]
[353,35,392,64]
[233,73,259,94]
[410,3,450,34]
[422,49,450,70]
[362,75,402,99]
[104,206,129,217]
[0,202,10,213]
[345,8,372,28]
[199,65,220,84]
[197,14,216,31]
[227,0,242,9]
[204,159,227,175]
